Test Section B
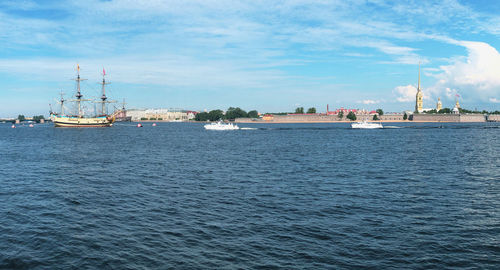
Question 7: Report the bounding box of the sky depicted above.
[2,0,500,117]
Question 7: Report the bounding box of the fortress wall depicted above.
[412,114,486,122]
[236,114,365,122]
[236,113,489,123]
[269,115,340,122]
[487,115,500,122]
[380,114,404,121]
[412,114,460,122]
[236,113,407,123]
[459,114,486,122]
[355,115,372,121]
[236,114,399,123]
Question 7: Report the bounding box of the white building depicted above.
[126,108,194,121]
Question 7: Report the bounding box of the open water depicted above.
[1,122,499,269]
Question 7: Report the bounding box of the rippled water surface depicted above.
[1,122,499,269]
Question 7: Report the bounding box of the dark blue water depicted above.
[1,122,499,269]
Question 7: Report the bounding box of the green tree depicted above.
[195,112,209,121]
[458,108,478,114]
[295,107,304,114]
[18,115,25,121]
[376,109,384,116]
[425,109,437,114]
[346,111,356,121]
[438,108,451,114]
[307,107,316,114]
[338,111,344,119]
[225,107,248,120]
[247,110,259,118]
[403,113,408,120]
[33,115,45,123]
[208,109,224,121]
[373,114,379,120]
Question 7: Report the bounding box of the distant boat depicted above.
[351,121,383,129]
[204,120,239,130]
[50,65,120,127]
[114,99,132,122]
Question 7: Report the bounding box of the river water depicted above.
[1,122,499,269]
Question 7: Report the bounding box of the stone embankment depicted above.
[234,114,404,123]
[235,113,493,123]
[487,115,500,122]
[412,114,485,122]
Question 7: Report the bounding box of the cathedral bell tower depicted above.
[436,98,442,111]
[415,63,423,113]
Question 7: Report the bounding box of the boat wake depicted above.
[383,126,401,129]
[240,127,258,130]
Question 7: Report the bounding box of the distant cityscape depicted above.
[2,65,500,124]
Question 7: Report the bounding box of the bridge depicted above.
[0,118,16,123]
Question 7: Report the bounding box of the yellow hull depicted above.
[53,116,113,127]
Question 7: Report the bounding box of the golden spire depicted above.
[417,62,421,91]
[415,62,423,113]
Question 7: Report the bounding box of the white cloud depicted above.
[489,97,500,103]
[393,85,417,102]
[358,99,380,105]
[0,57,292,89]
[441,41,500,88]
[426,41,500,103]
[343,52,373,57]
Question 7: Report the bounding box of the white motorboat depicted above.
[351,121,383,129]
[204,120,239,130]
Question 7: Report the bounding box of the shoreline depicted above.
[231,120,486,124]
[128,120,491,124]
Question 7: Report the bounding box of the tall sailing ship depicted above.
[51,65,120,127]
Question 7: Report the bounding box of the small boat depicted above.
[204,120,239,130]
[351,121,383,129]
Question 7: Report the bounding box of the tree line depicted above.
[294,107,316,114]
[195,107,259,121]
[421,108,500,114]
[12,115,45,123]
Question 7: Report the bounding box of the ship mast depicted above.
[73,64,87,117]
[59,91,65,115]
[100,68,110,115]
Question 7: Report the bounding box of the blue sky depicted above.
[2,0,500,117]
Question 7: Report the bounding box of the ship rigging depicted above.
[50,65,121,127]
